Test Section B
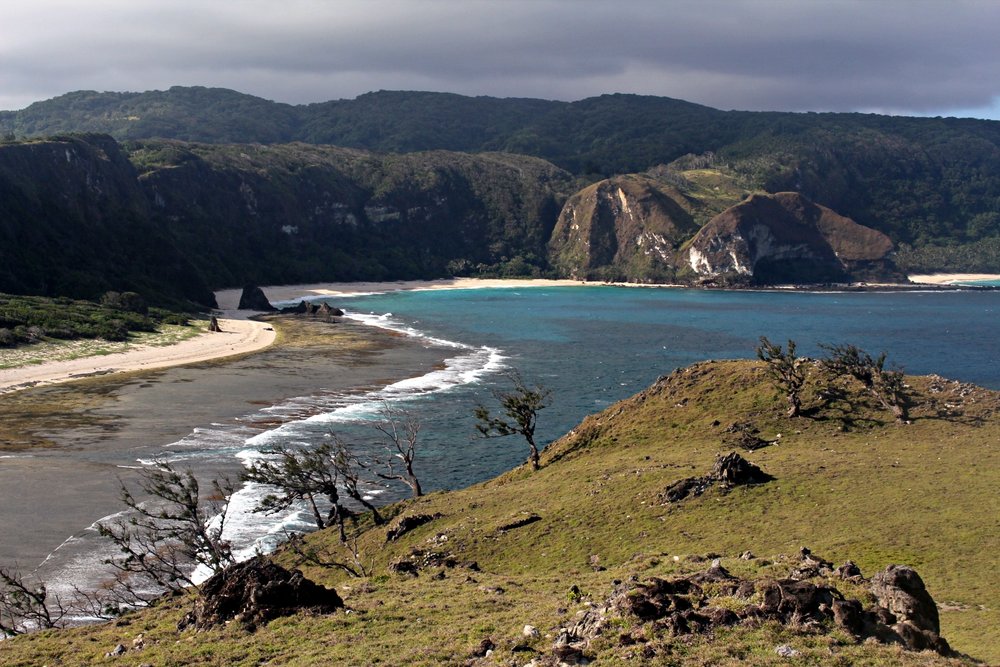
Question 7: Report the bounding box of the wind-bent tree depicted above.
[96,462,234,606]
[820,343,910,423]
[242,443,349,539]
[756,336,806,417]
[370,403,423,498]
[475,371,552,471]
[0,566,65,636]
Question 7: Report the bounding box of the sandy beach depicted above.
[0,315,276,395]
[908,273,1000,285]
[215,277,599,308]
[5,273,994,396]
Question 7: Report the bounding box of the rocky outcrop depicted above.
[237,285,276,311]
[179,557,343,631]
[684,192,902,284]
[565,555,951,658]
[548,176,698,282]
[660,452,772,503]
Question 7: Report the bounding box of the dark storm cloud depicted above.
[2,0,999,118]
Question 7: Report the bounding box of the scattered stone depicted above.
[790,546,835,579]
[180,556,343,631]
[470,637,495,657]
[835,560,864,581]
[496,513,542,532]
[105,644,126,658]
[775,644,800,658]
[385,513,441,542]
[523,624,540,638]
[131,633,145,650]
[565,558,952,657]
[237,285,276,311]
[739,550,755,560]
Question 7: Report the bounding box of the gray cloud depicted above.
[1,0,999,119]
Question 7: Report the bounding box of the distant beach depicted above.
[908,273,1000,285]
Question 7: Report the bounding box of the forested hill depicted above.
[3,87,1000,249]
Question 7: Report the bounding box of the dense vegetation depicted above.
[1,89,999,308]
[0,292,188,347]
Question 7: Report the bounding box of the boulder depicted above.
[279,300,309,314]
[237,285,276,311]
[871,565,949,653]
[316,302,345,318]
[710,452,773,486]
[182,556,342,631]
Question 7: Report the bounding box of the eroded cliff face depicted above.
[548,176,699,282]
[683,192,902,283]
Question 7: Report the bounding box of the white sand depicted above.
[0,314,275,395]
[908,273,1000,285]
[215,277,672,307]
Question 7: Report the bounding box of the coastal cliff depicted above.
[683,192,903,283]
[548,175,699,282]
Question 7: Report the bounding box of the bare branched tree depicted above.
[334,444,385,526]
[475,370,552,471]
[0,565,66,636]
[820,343,910,423]
[96,462,234,605]
[756,336,806,418]
[370,403,423,498]
[283,531,373,579]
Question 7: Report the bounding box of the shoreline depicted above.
[906,273,1000,285]
[5,273,998,395]
[0,314,276,395]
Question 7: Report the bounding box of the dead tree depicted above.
[0,566,65,636]
[475,370,552,471]
[756,336,806,417]
[96,462,234,606]
[370,403,423,497]
[820,343,910,423]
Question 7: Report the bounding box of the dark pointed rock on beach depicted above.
[238,285,276,311]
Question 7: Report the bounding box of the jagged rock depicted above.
[182,556,342,630]
[570,559,951,657]
[660,476,710,502]
[757,578,842,625]
[790,546,835,579]
[386,513,441,542]
[238,285,277,311]
[835,560,864,581]
[279,300,309,314]
[316,302,344,318]
[710,452,773,486]
[871,565,949,653]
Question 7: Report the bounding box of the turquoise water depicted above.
[326,286,999,486]
[39,285,1000,596]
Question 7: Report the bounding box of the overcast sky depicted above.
[2,0,999,120]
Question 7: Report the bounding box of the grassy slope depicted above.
[2,361,997,666]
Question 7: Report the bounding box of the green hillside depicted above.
[3,87,999,262]
[2,360,996,665]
